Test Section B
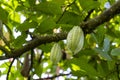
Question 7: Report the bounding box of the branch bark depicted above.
[81,0,120,33]
[1,0,120,59]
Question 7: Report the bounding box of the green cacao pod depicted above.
[67,26,84,54]
[50,43,62,64]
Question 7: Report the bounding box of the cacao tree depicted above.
[0,0,120,80]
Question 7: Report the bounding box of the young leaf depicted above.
[58,11,83,25]
[79,0,100,11]
[36,18,56,34]
[103,38,110,53]
[17,20,38,31]
[10,12,20,23]
[94,48,112,61]
[34,63,43,76]
[39,43,53,52]
[28,0,36,7]
[66,57,98,77]
[34,2,62,15]
[92,25,106,46]
[12,33,27,48]
[111,48,120,56]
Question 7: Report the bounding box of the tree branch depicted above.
[10,33,67,58]
[81,0,120,33]
[1,0,120,59]
[83,9,94,21]
[116,62,120,80]
[0,56,10,60]
[0,45,11,55]
[6,58,15,80]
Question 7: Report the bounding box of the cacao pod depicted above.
[67,26,84,54]
[50,43,62,65]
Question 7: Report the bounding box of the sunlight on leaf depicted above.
[111,48,120,56]
[9,11,20,23]
[71,64,80,71]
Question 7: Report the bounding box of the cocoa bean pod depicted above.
[50,43,62,64]
[67,26,84,54]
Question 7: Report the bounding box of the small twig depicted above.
[30,49,34,70]
[38,51,44,63]
[34,72,71,80]
[0,56,10,60]
[27,49,34,80]
[6,58,15,80]
[27,32,35,80]
[16,58,23,65]
[56,0,76,23]
[116,62,120,80]
[21,53,31,77]
[84,9,94,21]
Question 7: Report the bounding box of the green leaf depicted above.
[17,20,38,31]
[70,2,81,14]
[39,43,53,52]
[59,11,83,25]
[111,48,120,56]
[109,0,115,4]
[28,0,36,6]
[94,48,112,60]
[57,24,73,31]
[34,63,43,76]
[96,60,110,77]
[79,0,100,11]
[66,57,98,77]
[109,74,118,80]
[107,61,115,70]
[15,5,26,12]
[9,67,24,80]
[100,60,109,74]
[0,6,8,23]
[75,49,97,57]
[91,33,98,44]
[34,2,62,15]
[103,38,110,53]
[52,0,65,5]
[12,33,27,48]
[97,63,105,77]
[35,18,56,34]
[92,25,106,46]
[106,28,120,39]
[10,12,20,23]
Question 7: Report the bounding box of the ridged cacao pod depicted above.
[50,43,62,64]
[67,26,84,54]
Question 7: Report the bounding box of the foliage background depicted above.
[0,0,120,80]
